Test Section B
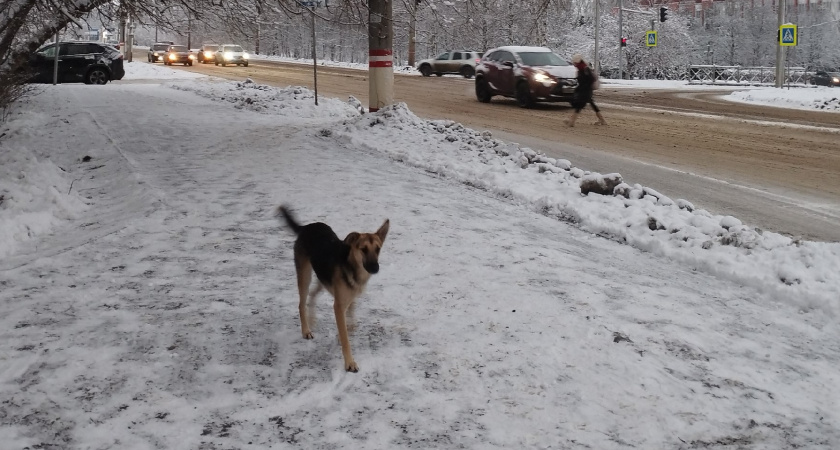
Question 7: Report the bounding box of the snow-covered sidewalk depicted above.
[1,65,839,449]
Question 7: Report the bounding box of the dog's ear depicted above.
[376,219,390,243]
[344,232,361,245]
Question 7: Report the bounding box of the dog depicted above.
[277,206,389,372]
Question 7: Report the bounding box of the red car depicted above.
[475,46,578,108]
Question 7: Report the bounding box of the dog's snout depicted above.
[364,261,380,274]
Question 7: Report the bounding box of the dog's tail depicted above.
[277,205,303,234]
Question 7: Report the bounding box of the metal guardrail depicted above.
[688,65,812,86]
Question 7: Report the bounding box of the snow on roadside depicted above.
[2,73,839,316]
[330,103,840,316]
[727,86,840,112]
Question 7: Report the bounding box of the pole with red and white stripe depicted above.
[368,0,393,112]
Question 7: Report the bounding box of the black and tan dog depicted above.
[277,206,389,372]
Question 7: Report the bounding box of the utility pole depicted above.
[618,0,623,80]
[52,30,60,85]
[408,0,419,67]
[126,20,134,62]
[368,0,393,112]
[774,0,786,87]
[118,8,126,49]
[310,7,318,105]
[594,0,600,74]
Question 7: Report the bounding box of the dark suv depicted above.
[474,46,577,108]
[148,41,174,63]
[196,44,218,64]
[28,41,124,85]
[812,70,840,87]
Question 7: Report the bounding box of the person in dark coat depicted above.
[564,54,607,127]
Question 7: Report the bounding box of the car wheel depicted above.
[85,67,109,85]
[516,81,534,108]
[460,66,475,79]
[419,64,432,77]
[475,77,492,103]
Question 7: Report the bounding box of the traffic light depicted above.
[659,7,668,22]
[621,37,627,47]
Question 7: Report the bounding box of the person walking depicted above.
[564,54,606,127]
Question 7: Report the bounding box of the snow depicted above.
[727,86,840,112]
[1,60,839,449]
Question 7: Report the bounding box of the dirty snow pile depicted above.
[728,87,840,112]
[171,78,360,118]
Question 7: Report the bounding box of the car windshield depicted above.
[170,46,188,52]
[518,52,569,66]
[224,46,244,52]
[153,44,169,50]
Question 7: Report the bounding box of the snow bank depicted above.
[333,102,840,315]
[0,110,88,258]
[728,87,840,112]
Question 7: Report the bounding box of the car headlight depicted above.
[533,72,554,84]
[169,54,176,60]
[153,52,159,56]
[833,77,839,83]
[224,52,233,60]
[204,51,212,58]
[188,54,195,59]
[242,52,249,59]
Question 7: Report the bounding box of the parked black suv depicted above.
[29,41,125,85]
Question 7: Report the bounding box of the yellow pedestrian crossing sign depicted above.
[646,30,657,47]
[779,24,797,46]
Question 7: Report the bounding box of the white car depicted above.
[214,44,249,67]
[417,50,484,78]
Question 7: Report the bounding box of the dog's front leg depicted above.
[295,255,314,340]
[333,292,358,372]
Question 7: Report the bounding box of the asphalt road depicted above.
[132,52,840,242]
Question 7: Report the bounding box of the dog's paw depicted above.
[345,361,359,373]
[303,331,314,339]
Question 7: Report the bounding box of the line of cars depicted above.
[419,46,579,108]
[147,42,250,67]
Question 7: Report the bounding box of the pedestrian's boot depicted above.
[594,112,607,126]
[564,113,578,127]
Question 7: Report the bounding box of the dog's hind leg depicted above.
[333,286,358,372]
[307,283,323,330]
[294,251,314,339]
